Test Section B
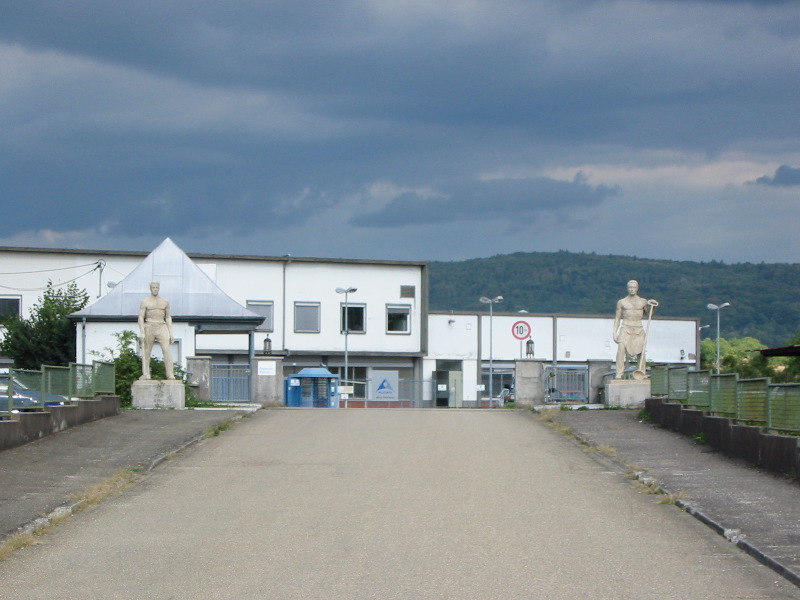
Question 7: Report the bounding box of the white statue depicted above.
[613,280,658,379]
[138,282,175,380]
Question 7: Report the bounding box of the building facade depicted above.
[0,241,699,406]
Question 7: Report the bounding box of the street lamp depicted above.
[336,287,357,393]
[480,295,503,406]
[707,302,730,374]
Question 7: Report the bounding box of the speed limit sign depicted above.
[512,320,531,340]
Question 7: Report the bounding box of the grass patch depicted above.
[581,443,619,457]
[657,492,686,505]
[0,532,39,562]
[69,469,141,511]
[0,468,142,561]
[205,419,234,438]
[636,480,662,495]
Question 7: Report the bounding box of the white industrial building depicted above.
[0,239,699,406]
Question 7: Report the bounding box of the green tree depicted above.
[702,335,799,382]
[0,282,89,369]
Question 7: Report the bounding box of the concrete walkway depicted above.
[554,408,800,588]
[1,409,796,599]
[0,409,250,541]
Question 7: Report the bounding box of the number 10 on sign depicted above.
[512,320,531,340]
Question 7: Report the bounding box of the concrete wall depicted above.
[253,357,284,406]
[0,396,120,452]
[513,360,545,407]
[644,397,800,477]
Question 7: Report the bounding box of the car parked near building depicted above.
[0,373,69,412]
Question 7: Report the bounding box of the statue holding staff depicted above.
[613,280,658,379]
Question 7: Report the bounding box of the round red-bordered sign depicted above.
[512,320,531,340]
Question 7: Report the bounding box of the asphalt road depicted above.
[1,409,796,599]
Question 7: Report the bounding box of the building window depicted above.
[294,302,320,333]
[0,297,21,320]
[340,304,366,334]
[387,305,411,334]
[246,300,274,331]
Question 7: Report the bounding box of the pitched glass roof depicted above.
[71,238,264,331]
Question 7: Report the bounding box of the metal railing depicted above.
[686,370,711,409]
[653,364,800,433]
[768,384,800,432]
[667,366,689,403]
[1,361,115,417]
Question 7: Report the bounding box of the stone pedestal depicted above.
[132,379,186,410]
[186,356,212,402]
[513,359,545,407]
[605,379,650,408]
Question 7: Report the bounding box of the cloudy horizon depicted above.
[1,1,798,264]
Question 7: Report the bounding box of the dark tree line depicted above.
[430,251,800,347]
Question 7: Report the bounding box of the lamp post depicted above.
[707,302,730,374]
[336,287,357,398]
[480,295,503,406]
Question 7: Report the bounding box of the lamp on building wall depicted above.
[707,302,730,375]
[263,336,272,355]
[336,286,357,389]
[480,295,503,406]
[526,337,535,358]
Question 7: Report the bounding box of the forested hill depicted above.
[428,251,800,347]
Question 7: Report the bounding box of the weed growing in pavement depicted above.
[582,443,619,459]
[636,480,662,495]
[637,408,652,422]
[693,432,708,445]
[0,532,39,561]
[0,469,141,561]
[535,407,559,422]
[69,469,141,510]
[205,419,234,438]
[596,445,619,459]
[658,492,686,505]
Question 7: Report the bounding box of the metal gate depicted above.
[543,366,589,403]
[392,379,430,408]
[211,364,251,403]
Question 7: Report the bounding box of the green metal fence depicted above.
[655,370,800,434]
[1,361,115,417]
[687,370,711,409]
[736,378,769,425]
[667,366,689,403]
[650,365,669,396]
[709,373,738,417]
[767,384,800,433]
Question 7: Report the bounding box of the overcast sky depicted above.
[1,1,798,264]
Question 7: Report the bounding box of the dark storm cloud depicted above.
[351,176,618,228]
[752,165,800,187]
[0,1,798,262]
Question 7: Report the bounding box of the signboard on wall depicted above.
[257,361,276,376]
[372,370,399,401]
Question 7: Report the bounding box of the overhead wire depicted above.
[0,261,104,292]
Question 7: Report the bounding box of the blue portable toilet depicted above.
[284,368,340,407]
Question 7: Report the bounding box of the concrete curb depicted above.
[12,410,251,544]
[559,420,800,589]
